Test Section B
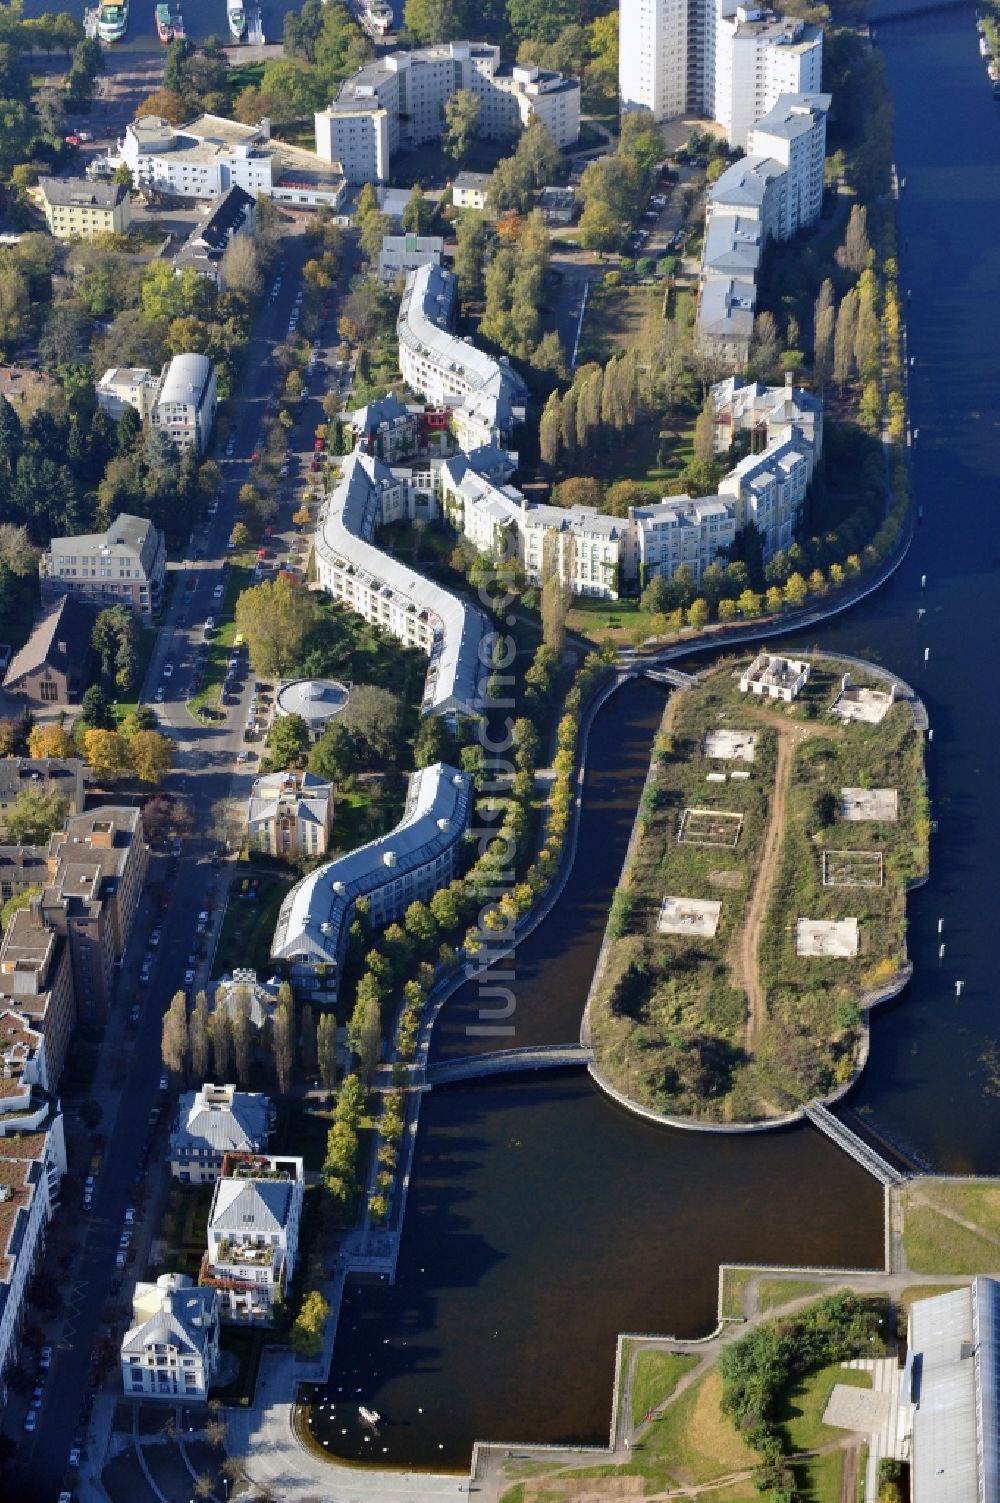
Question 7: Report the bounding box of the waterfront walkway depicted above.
[424,1044,592,1086]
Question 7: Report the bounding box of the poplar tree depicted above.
[813,279,836,387]
[693,397,716,466]
[301,1004,317,1080]
[833,287,859,389]
[232,992,252,1087]
[539,390,562,469]
[161,991,188,1077]
[317,1012,337,1091]
[273,985,295,1096]
[190,990,210,1082]
[559,385,578,462]
[211,1008,232,1081]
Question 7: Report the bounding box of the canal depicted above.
[310,0,1000,1469]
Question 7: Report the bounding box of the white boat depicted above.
[96,0,129,42]
[227,0,246,40]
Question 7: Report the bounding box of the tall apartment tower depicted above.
[620,0,691,121]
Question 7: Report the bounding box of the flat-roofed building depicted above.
[271,763,472,1001]
[40,512,166,621]
[0,759,86,837]
[713,7,823,150]
[315,42,579,185]
[39,175,131,239]
[95,367,158,422]
[0,906,74,1094]
[0,1115,67,1408]
[378,232,443,282]
[120,1274,220,1401]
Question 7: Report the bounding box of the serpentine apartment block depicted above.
[397,263,529,453]
[270,763,473,1000]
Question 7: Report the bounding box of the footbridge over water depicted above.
[868,0,973,26]
[424,1044,592,1087]
[804,1101,909,1185]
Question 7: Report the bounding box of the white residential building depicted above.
[378,233,444,282]
[151,353,217,454]
[696,94,829,365]
[116,113,347,209]
[40,511,167,622]
[397,263,528,451]
[713,6,822,149]
[747,91,829,240]
[169,1085,272,1185]
[619,0,691,121]
[271,763,473,1000]
[629,495,738,584]
[204,1153,305,1322]
[345,393,421,462]
[95,367,159,422]
[314,449,487,719]
[246,769,334,860]
[315,42,580,185]
[452,171,491,210]
[0,1112,66,1408]
[120,1274,220,1402]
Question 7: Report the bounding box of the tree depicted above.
[266,713,311,771]
[136,89,188,124]
[220,235,261,298]
[402,0,467,42]
[190,990,210,1082]
[113,162,133,189]
[412,715,452,770]
[231,991,252,1087]
[317,1011,337,1090]
[749,311,781,381]
[301,1003,317,1079]
[837,202,870,275]
[161,992,189,1077]
[27,722,74,759]
[401,184,432,235]
[453,210,490,302]
[129,730,174,785]
[541,569,572,654]
[1,885,41,931]
[212,1008,232,1080]
[693,396,716,466]
[686,597,710,630]
[539,390,562,469]
[290,1290,330,1357]
[340,685,402,766]
[0,523,38,576]
[235,578,319,679]
[833,287,859,389]
[7,788,68,844]
[442,88,481,164]
[813,278,835,387]
[552,475,603,510]
[82,729,129,783]
[308,721,355,784]
[273,983,296,1095]
[348,989,381,1080]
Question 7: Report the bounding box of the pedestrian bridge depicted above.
[804,1101,908,1186]
[424,1043,593,1086]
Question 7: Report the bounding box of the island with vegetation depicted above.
[586,654,929,1124]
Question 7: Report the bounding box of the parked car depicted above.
[129,1005,141,1024]
[162,662,173,679]
[149,928,161,947]
[39,1346,53,1370]
[24,1411,37,1432]
[213,583,224,601]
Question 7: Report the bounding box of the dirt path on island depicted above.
[732,731,795,1055]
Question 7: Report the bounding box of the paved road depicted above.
[12,220,357,1503]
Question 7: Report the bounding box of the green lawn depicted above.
[187,565,250,722]
[111,626,156,721]
[777,1361,871,1453]
[756,1278,828,1314]
[213,875,293,981]
[630,1349,698,1427]
[791,1450,845,1503]
[902,1202,1000,1275]
[720,1266,755,1319]
[578,281,665,363]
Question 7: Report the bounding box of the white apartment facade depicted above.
[151,353,217,454]
[246,770,334,860]
[95,367,158,422]
[120,1274,220,1402]
[0,1114,66,1408]
[40,512,167,622]
[747,91,829,239]
[315,42,580,185]
[620,0,690,121]
[397,263,528,451]
[204,1154,304,1322]
[271,763,473,999]
[314,449,486,718]
[713,6,822,149]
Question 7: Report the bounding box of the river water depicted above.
[307,2,1000,1469]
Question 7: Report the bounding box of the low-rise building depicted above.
[739,653,810,700]
[536,185,577,225]
[315,42,579,185]
[169,1085,271,1185]
[172,184,256,287]
[314,450,486,718]
[203,1153,305,1322]
[38,176,131,239]
[344,393,420,462]
[117,113,346,209]
[40,513,166,622]
[120,1273,220,1402]
[274,679,350,741]
[378,232,443,282]
[247,769,334,860]
[151,353,217,454]
[0,759,86,837]
[397,263,528,450]
[95,367,159,422]
[271,762,473,1000]
[2,596,98,710]
[0,1114,66,1408]
[452,171,491,210]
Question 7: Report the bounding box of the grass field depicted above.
[588,656,928,1121]
[756,1278,828,1314]
[577,281,667,364]
[213,874,293,980]
[790,1450,845,1503]
[720,1266,755,1319]
[902,1186,1000,1275]
[630,1350,699,1427]
[777,1361,871,1452]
